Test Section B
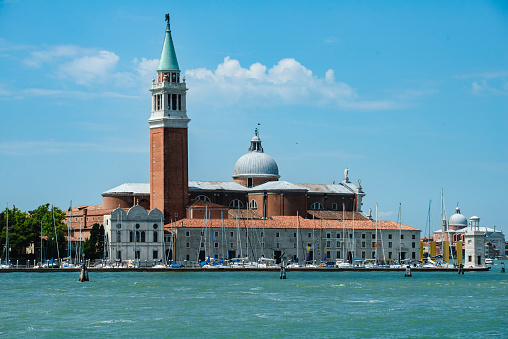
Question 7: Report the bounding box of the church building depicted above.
[66,15,421,265]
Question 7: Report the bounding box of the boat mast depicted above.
[296,211,299,264]
[352,198,355,259]
[52,205,61,265]
[5,203,8,265]
[399,202,402,264]
[312,213,316,265]
[375,203,378,265]
[69,200,72,264]
[40,219,43,265]
[342,203,345,262]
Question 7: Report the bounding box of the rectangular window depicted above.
[336,241,340,247]
[326,251,331,259]
[186,231,190,237]
[116,231,121,242]
[326,241,331,247]
[168,94,171,110]
[401,235,404,240]
[412,252,416,259]
[389,234,393,239]
[372,242,376,247]
[372,251,375,258]
[361,251,365,259]
[230,232,234,237]
[214,232,219,237]
[308,232,312,238]
[412,242,416,248]
[172,94,177,110]
[389,252,392,259]
[186,242,190,248]
[326,233,331,238]
[276,232,280,238]
[178,94,182,110]
[200,242,204,248]
[135,251,140,260]
[153,142,155,148]
[200,231,204,236]
[468,255,472,262]
[214,243,219,248]
[276,243,280,248]
[389,242,392,248]
[294,232,297,238]
[230,243,234,248]
[362,233,366,239]
[117,251,121,260]
[186,254,190,261]
[361,241,366,248]
[372,234,376,239]
[332,203,337,210]
[260,232,263,238]
[412,234,416,239]
[153,250,158,259]
[337,233,341,238]
[294,243,297,248]
[337,251,341,258]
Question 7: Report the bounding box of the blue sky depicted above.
[0,1,507,234]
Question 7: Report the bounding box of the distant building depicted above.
[66,15,421,264]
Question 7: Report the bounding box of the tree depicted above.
[83,223,104,260]
[0,206,26,259]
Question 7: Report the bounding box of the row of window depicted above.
[115,230,159,243]
[115,223,158,230]
[153,93,182,111]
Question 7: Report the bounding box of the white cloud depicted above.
[184,56,389,109]
[59,50,119,85]
[23,45,92,67]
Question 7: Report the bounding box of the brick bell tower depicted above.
[149,14,189,224]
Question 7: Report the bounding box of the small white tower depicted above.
[464,216,486,268]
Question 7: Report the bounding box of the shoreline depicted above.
[0,267,491,273]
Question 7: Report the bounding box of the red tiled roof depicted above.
[168,216,419,231]
[307,210,368,221]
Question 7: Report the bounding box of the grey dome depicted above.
[233,131,280,179]
[234,152,279,178]
[449,206,467,227]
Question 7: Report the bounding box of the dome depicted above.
[234,152,279,178]
[233,130,280,179]
[448,206,467,227]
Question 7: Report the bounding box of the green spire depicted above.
[157,19,179,72]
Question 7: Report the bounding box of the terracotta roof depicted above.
[228,209,263,219]
[307,210,368,221]
[169,216,419,231]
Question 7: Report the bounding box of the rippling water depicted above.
[1,261,507,338]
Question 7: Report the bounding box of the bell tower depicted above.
[149,14,189,223]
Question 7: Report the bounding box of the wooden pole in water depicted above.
[79,264,89,282]
[456,241,463,266]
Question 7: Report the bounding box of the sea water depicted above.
[1,261,507,338]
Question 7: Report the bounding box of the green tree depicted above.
[26,204,67,261]
[83,223,104,260]
[0,206,26,259]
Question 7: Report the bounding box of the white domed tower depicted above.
[233,129,280,187]
[448,204,468,231]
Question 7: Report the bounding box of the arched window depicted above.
[310,202,324,210]
[141,231,146,243]
[116,231,121,242]
[249,200,258,209]
[195,195,211,202]
[136,231,140,243]
[229,199,244,209]
[153,231,158,242]
[130,231,134,243]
